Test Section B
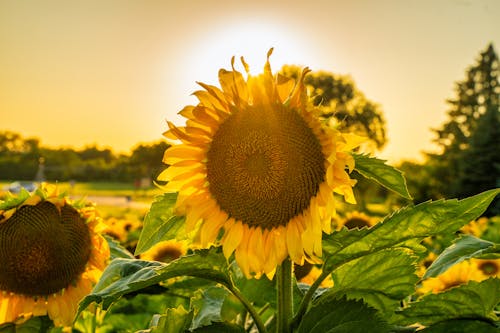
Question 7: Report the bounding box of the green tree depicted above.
[429,44,499,199]
[280,65,387,150]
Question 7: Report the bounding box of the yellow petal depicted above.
[222,220,243,259]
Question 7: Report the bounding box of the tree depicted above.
[280,65,387,150]
[428,43,499,201]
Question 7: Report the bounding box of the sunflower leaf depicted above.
[394,278,500,326]
[135,193,186,255]
[353,153,412,200]
[190,286,229,330]
[105,235,136,259]
[418,319,500,333]
[328,249,419,319]
[140,306,194,333]
[423,235,498,279]
[0,188,30,210]
[78,248,231,314]
[323,189,500,273]
[296,296,389,333]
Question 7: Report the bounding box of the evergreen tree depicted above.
[429,43,499,199]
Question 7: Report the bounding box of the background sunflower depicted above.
[0,184,109,327]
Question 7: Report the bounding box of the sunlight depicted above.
[185,19,314,84]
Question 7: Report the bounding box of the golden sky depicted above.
[1,0,499,162]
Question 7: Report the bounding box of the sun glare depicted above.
[186,20,313,83]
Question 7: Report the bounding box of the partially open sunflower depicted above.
[159,49,362,278]
[0,184,109,326]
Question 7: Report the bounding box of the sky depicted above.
[0,0,499,162]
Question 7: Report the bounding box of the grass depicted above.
[0,180,163,202]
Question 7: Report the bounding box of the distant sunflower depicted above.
[418,260,484,294]
[0,184,109,326]
[472,258,500,278]
[335,211,377,230]
[140,240,187,263]
[159,49,362,278]
[460,217,489,237]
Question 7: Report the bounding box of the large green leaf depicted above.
[135,193,186,255]
[329,249,418,316]
[323,189,500,272]
[105,235,135,260]
[424,235,498,279]
[78,248,231,314]
[143,306,194,333]
[353,153,412,200]
[396,278,500,326]
[296,296,389,333]
[191,322,246,332]
[419,319,499,333]
[190,286,229,330]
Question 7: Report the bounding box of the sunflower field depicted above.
[1,51,499,333]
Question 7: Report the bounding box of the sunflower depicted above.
[139,240,187,263]
[417,251,437,277]
[158,49,362,279]
[0,183,109,326]
[418,260,485,294]
[460,217,489,237]
[334,211,378,231]
[472,258,500,278]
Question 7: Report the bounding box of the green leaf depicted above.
[323,189,500,272]
[419,319,499,333]
[190,286,229,330]
[147,306,194,333]
[105,235,136,260]
[329,249,418,317]
[135,193,186,255]
[191,322,246,332]
[396,278,500,326]
[353,153,412,200]
[424,235,498,279]
[297,296,389,333]
[78,248,232,315]
[0,189,30,210]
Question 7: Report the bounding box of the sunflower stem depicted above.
[277,258,293,333]
[227,284,267,333]
[291,269,330,329]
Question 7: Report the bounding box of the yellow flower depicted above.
[140,240,187,263]
[418,260,485,294]
[460,217,489,237]
[472,258,500,278]
[417,252,438,277]
[0,183,109,326]
[103,216,142,243]
[159,50,361,279]
[335,211,378,230]
[297,265,334,288]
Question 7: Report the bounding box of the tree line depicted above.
[0,131,168,183]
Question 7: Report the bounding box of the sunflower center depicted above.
[0,201,92,296]
[206,104,325,229]
[478,261,498,276]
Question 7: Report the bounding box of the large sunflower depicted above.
[418,260,485,294]
[0,184,109,326]
[159,49,362,278]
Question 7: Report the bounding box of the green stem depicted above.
[227,284,267,333]
[291,269,330,329]
[277,258,293,333]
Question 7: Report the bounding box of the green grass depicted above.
[0,181,163,202]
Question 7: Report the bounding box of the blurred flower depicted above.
[418,260,485,294]
[460,217,489,237]
[139,240,187,263]
[472,258,500,278]
[335,211,378,230]
[417,252,438,277]
[0,184,109,326]
[103,216,142,243]
[159,50,362,278]
[298,266,334,288]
